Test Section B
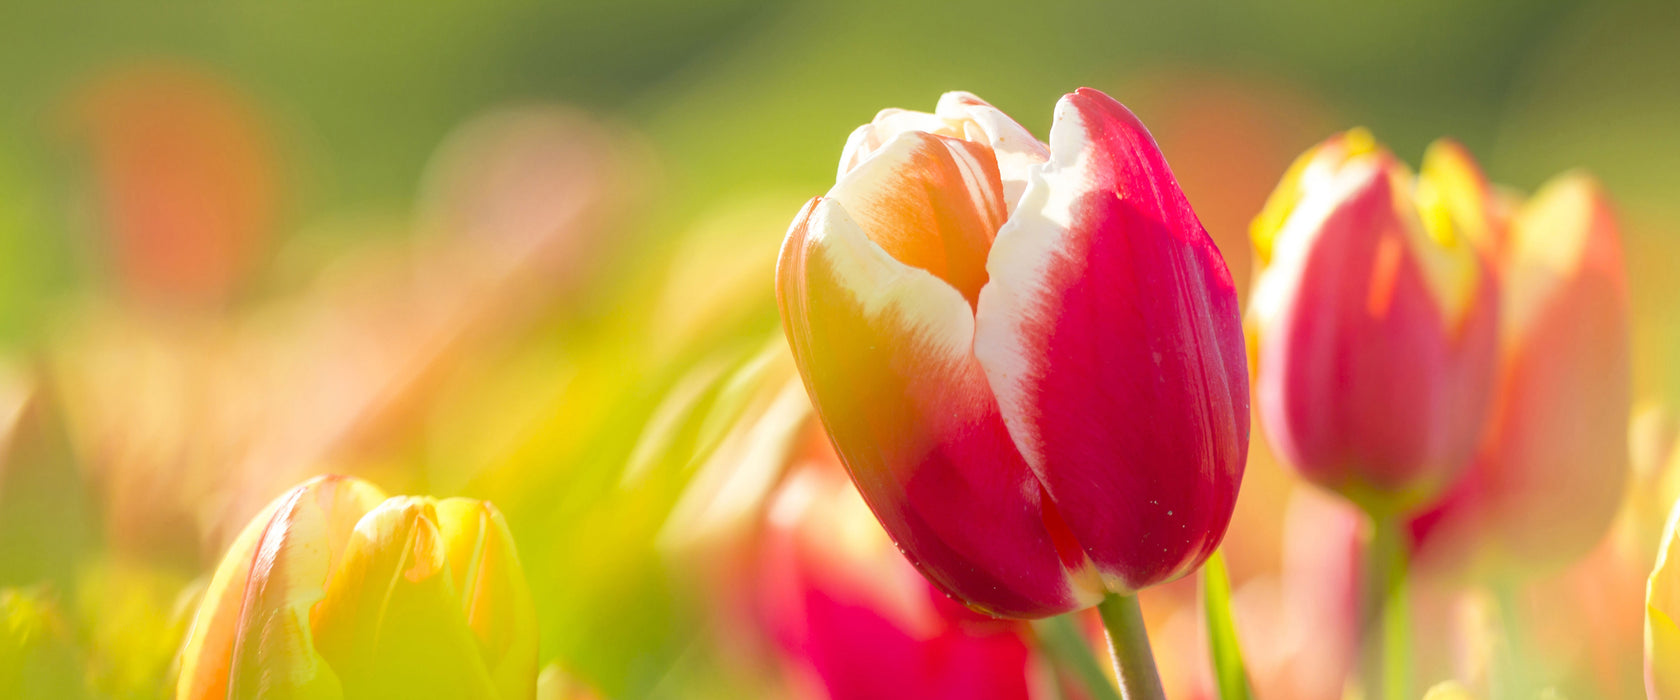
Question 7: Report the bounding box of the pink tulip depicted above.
[776,88,1249,618]
[1247,131,1500,513]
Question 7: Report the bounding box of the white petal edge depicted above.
[795,197,978,366]
[971,94,1102,470]
[937,91,1050,212]
[836,108,960,179]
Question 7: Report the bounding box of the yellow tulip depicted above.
[176,475,537,700]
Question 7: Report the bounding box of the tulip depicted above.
[176,475,537,700]
[776,88,1248,623]
[1247,130,1499,513]
[1411,173,1630,577]
[1247,132,1500,700]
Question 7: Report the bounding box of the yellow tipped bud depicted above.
[177,476,537,700]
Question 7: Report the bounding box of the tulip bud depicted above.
[777,88,1249,618]
[1411,173,1630,575]
[1650,494,1680,699]
[177,475,537,700]
[1248,130,1500,513]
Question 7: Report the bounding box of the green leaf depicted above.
[1202,550,1254,700]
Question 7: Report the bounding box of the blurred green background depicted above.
[3,0,1678,389]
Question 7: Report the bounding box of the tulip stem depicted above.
[1361,512,1410,700]
[1096,593,1165,700]
[1033,614,1124,700]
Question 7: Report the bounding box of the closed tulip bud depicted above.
[177,475,537,700]
[1412,173,1630,576]
[1248,130,1500,513]
[777,88,1249,618]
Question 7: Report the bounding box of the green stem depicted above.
[1032,614,1123,700]
[1096,593,1165,700]
[1202,551,1254,700]
[1361,511,1410,700]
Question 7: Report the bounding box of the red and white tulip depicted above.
[777,88,1249,618]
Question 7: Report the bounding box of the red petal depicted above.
[975,88,1249,591]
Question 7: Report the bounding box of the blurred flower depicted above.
[63,62,279,308]
[1248,130,1500,513]
[1241,490,1362,700]
[777,88,1248,618]
[415,104,644,315]
[1412,172,1631,577]
[176,475,536,699]
[758,462,1039,700]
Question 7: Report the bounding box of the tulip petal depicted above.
[827,130,1007,306]
[974,88,1248,592]
[312,497,501,699]
[434,498,539,700]
[1651,496,1680,699]
[778,196,1096,618]
[178,498,283,700]
[935,91,1050,210]
[178,475,385,700]
[1418,138,1496,254]
[838,108,958,178]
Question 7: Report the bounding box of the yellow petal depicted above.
[178,475,384,700]
[312,497,500,699]
[1649,494,1680,699]
[1250,127,1377,267]
[433,498,539,700]
[1417,138,1493,252]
